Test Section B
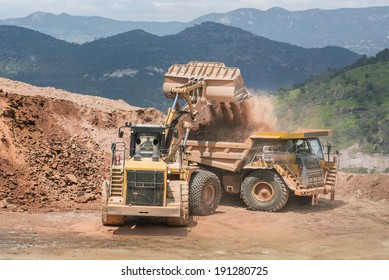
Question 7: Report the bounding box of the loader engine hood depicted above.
[124,158,167,206]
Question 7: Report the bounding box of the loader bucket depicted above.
[162,61,250,103]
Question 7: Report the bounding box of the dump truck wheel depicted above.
[189,170,221,216]
[242,171,289,212]
[167,183,189,227]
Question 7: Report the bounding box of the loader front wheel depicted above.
[102,213,126,226]
[167,183,189,227]
[242,171,289,212]
[101,180,126,226]
[189,170,221,216]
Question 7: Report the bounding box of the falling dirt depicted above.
[0,78,388,260]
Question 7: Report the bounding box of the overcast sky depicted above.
[1,0,389,21]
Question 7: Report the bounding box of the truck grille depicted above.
[126,170,164,206]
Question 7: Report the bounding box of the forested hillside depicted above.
[275,49,389,153]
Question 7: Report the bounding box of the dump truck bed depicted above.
[186,139,252,172]
[186,130,333,173]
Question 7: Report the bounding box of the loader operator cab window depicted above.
[136,134,159,158]
[129,126,168,160]
[141,136,153,151]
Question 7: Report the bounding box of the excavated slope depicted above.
[0,78,164,212]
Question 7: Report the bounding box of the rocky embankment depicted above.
[0,78,164,212]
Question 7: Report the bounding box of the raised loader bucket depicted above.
[163,61,250,104]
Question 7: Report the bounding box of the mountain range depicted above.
[0,23,360,109]
[1,7,388,55]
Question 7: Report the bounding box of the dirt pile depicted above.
[336,172,389,202]
[0,78,164,212]
[191,95,276,142]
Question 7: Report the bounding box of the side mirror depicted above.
[118,130,124,138]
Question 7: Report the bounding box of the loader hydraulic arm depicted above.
[164,78,205,126]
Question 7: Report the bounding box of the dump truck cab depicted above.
[247,130,337,194]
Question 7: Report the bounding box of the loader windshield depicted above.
[139,136,154,152]
[128,125,167,159]
[135,134,159,158]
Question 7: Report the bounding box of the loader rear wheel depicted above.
[242,171,289,212]
[167,183,189,227]
[189,170,221,216]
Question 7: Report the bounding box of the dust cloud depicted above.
[191,92,277,142]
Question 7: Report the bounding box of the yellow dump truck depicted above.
[186,130,338,211]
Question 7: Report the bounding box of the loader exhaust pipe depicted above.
[134,138,141,161]
[152,139,160,162]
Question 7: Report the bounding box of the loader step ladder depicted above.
[110,168,124,197]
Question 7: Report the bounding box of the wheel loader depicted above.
[101,61,250,226]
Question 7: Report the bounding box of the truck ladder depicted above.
[324,166,337,200]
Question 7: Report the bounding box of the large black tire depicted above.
[189,170,221,216]
[167,183,189,227]
[242,171,289,212]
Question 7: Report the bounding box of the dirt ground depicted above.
[0,192,388,260]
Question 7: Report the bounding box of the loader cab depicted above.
[127,125,168,160]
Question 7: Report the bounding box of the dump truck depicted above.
[101,61,250,226]
[185,130,338,211]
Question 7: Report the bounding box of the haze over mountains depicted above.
[0,23,360,109]
[1,7,388,55]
